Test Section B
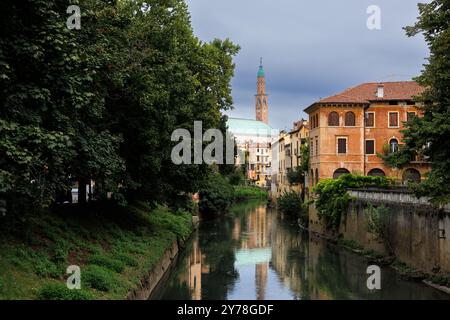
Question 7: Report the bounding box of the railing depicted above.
[348,188,450,212]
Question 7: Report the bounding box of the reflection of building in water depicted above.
[255,263,268,300]
[307,234,332,300]
[178,236,209,300]
[240,206,270,249]
[270,217,309,299]
[234,206,272,300]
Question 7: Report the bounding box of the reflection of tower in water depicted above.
[255,263,268,300]
[239,206,271,300]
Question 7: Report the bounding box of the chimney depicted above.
[376,85,384,98]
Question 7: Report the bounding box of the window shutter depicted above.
[365,113,374,127]
[389,112,398,127]
[365,140,375,154]
[337,138,347,154]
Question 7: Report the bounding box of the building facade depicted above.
[227,117,275,188]
[273,120,310,197]
[304,81,430,188]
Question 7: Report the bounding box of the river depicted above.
[150,200,449,300]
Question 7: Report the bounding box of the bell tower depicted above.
[255,58,269,124]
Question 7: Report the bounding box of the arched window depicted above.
[310,169,314,186]
[315,169,319,185]
[390,139,399,153]
[403,168,421,184]
[315,114,319,128]
[333,168,350,179]
[345,112,356,126]
[328,112,339,126]
[368,168,385,177]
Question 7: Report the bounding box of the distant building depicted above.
[227,59,276,188]
[272,120,310,197]
[304,81,430,188]
[227,118,275,188]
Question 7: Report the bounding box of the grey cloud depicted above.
[186,0,429,129]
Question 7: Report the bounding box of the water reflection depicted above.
[151,201,449,300]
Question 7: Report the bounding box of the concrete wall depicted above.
[309,189,450,275]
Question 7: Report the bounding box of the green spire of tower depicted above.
[257,57,265,77]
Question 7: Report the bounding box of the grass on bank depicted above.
[0,202,192,300]
[233,186,268,201]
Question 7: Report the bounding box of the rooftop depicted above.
[227,117,273,136]
[304,81,424,113]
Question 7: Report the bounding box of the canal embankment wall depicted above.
[127,216,200,300]
[309,188,450,276]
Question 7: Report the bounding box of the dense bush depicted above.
[87,254,126,273]
[199,174,234,214]
[286,168,303,185]
[233,186,268,201]
[147,205,193,239]
[314,174,392,229]
[37,282,94,300]
[228,170,246,186]
[35,259,60,278]
[277,191,308,224]
[83,265,117,292]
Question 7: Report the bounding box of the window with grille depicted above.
[328,112,339,126]
[365,112,375,127]
[389,112,399,127]
[345,112,356,126]
[365,140,375,155]
[337,138,347,154]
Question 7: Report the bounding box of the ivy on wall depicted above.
[313,174,393,229]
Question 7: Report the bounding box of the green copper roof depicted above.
[227,118,273,136]
[257,65,265,77]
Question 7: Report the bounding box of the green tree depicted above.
[106,1,239,204]
[0,0,239,217]
[400,0,450,204]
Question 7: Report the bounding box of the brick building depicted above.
[304,81,430,187]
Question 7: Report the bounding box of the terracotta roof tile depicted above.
[317,81,424,104]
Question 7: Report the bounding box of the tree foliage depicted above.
[314,174,392,229]
[198,174,234,215]
[400,0,450,204]
[0,0,239,216]
[277,191,307,224]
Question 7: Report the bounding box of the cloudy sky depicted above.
[185,0,429,130]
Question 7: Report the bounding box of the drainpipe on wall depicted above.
[363,104,369,175]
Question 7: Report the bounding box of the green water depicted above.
[150,200,449,300]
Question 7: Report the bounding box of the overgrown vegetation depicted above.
[198,174,235,215]
[0,203,192,300]
[314,174,392,229]
[277,191,308,225]
[366,203,392,253]
[233,186,268,201]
